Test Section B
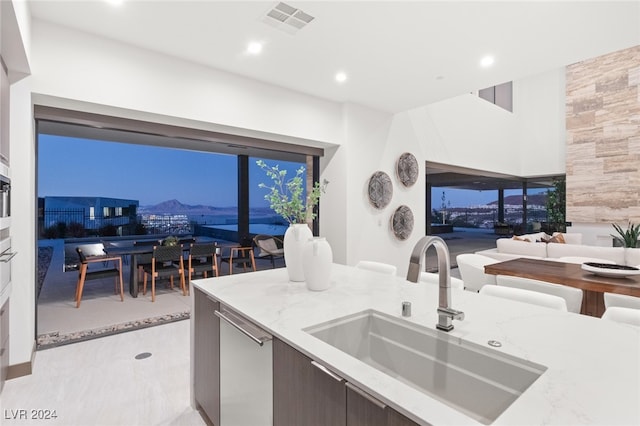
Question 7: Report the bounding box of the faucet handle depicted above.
[437,307,465,321]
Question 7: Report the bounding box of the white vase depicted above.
[283,223,313,282]
[302,237,333,291]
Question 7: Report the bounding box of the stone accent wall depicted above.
[565,45,640,223]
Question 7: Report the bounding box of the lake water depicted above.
[205,223,288,236]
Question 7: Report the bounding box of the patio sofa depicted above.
[476,232,640,266]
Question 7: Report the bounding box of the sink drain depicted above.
[135,352,152,360]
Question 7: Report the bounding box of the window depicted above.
[478,81,513,112]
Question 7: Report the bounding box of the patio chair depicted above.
[185,243,220,285]
[220,239,256,275]
[142,245,186,302]
[253,234,284,268]
[134,239,158,286]
[74,247,124,308]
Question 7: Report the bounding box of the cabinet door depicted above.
[346,383,419,426]
[0,300,8,393]
[193,288,220,425]
[273,337,346,426]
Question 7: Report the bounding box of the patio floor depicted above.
[35,229,498,348]
[36,237,286,348]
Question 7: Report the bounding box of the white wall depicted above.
[9,77,35,366]
[333,103,427,276]
[30,21,343,146]
[514,68,566,177]
[408,94,521,176]
[405,70,567,179]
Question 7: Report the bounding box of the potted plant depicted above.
[545,177,566,233]
[257,160,328,282]
[161,235,179,246]
[611,222,640,248]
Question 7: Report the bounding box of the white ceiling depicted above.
[28,1,640,113]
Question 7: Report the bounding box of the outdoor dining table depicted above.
[104,240,235,297]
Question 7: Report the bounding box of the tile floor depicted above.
[1,320,206,426]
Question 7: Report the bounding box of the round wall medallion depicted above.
[368,171,393,209]
[396,152,419,187]
[391,205,414,240]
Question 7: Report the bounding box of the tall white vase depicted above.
[302,237,333,291]
[283,223,313,282]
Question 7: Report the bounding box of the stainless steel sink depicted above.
[305,310,546,424]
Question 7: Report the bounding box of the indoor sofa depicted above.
[476,232,640,266]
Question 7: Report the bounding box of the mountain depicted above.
[488,193,547,206]
[139,199,236,215]
[139,199,275,216]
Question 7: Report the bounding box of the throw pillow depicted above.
[259,238,279,252]
[548,234,565,244]
[512,236,530,242]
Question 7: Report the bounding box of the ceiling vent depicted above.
[262,2,315,34]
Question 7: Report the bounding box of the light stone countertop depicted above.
[192,264,640,425]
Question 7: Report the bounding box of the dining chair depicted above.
[456,253,499,292]
[253,234,284,268]
[74,247,124,308]
[185,243,220,284]
[603,292,640,310]
[142,245,186,302]
[220,243,256,275]
[355,261,397,276]
[496,275,583,313]
[480,285,568,311]
[601,307,640,327]
[554,256,615,265]
[419,272,464,289]
[134,239,159,285]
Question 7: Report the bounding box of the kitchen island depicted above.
[190,264,640,425]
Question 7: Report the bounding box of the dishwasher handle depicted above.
[0,251,17,263]
[214,309,272,347]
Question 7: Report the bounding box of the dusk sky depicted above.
[38,134,547,209]
[37,134,303,207]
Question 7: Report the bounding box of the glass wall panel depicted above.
[249,156,306,237]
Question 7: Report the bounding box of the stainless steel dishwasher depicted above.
[215,305,273,426]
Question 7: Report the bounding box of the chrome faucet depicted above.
[406,236,465,332]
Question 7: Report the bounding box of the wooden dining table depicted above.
[484,258,640,317]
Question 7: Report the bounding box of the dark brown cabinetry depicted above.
[273,337,346,426]
[0,300,9,392]
[193,288,220,425]
[273,337,419,426]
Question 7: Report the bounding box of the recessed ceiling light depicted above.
[480,56,495,68]
[105,0,124,6]
[247,41,263,55]
[335,71,347,83]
